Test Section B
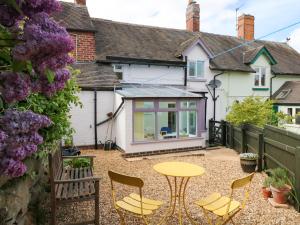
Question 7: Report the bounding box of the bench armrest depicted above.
[54,177,101,184]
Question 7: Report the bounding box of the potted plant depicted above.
[262,176,272,200]
[239,153,258,173]
[268,168,291,204]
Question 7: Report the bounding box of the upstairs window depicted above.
[188,60,204,78]
[254,67,266,87]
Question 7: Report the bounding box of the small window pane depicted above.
[261,68,266,86]
[179,111,197,138]
[254,74,259,86]
[181,101,197,109]
[158,112,177,140]
[134,112,155,141]
[159,101,176,109]
[196,61,204,77]
[189,61,196,77]
[135,101,154,109]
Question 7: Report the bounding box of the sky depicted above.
[64,0,300,52]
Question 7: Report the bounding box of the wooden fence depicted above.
[226,123,300,211]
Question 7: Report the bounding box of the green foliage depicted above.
[17,67,82,149]
[267,167,290,189]
[226,96,274,127]
[263,176,272,188]
[64,158,90,168]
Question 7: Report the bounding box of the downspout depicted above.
[96,98,125,126]
[184,56,188,86]
[213,72,224,121]
[270,74,277,98]
[94,89,98,149]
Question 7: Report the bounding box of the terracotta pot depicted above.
[262,187,272,200]
[240,158,257,173]
[270,185,291,204]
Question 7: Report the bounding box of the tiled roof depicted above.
[92,18,300,75]
[73,63,120,90]
[272,81,300,105]
[53,2,95,32]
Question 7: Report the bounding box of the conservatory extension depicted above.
[114,85,207,154]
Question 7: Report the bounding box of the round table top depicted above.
[153,161,205,177]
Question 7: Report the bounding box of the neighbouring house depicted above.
[54,0,300,154]
[272,81,300,123]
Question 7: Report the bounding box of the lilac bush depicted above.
[0,0,74,178]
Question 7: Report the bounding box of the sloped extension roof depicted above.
[92,18,300,75]
[72,63,120,90]
[116,85,202,99]
[53,2,95,32]
[243,46,277,65]
[272,81,300,105]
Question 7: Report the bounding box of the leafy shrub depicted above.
[64,158,90,168]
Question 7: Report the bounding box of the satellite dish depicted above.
[208,79,222,89]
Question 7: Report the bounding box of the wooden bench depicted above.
[48,150,100,225]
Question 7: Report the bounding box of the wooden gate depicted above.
[208,119,227,146]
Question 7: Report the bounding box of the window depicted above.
[134,112,155,141]
[288,108,293,117]
[254,67,267,87]
[133,100,199,142]
[188,60,204,78]
[113,64,123,72]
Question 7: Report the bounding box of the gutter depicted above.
[184,56,188,86]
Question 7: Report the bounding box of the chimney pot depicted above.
[238,14,255,41]
[75,0,86,5]
[186,0,200,32]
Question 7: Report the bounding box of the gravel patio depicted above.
[51,148,300,225]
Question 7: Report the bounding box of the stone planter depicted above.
[270,185,291,204]
[262,187,272,200]
[240,158,257,173]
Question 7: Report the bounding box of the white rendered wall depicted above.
[70,91,115,146]
[121,64,184,85]
[114,93,126,150]
[122,100,206,153]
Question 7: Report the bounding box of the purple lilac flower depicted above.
[0,158,27,177]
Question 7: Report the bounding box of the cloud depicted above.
[288,28,300,53]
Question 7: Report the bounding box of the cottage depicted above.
[54,0,300,154]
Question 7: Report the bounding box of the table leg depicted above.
[178,177,185,225]
[182,177,198,225]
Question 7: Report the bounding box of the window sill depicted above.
[252,87,269,91]
[131,136,204,145]
[187,78,207,82]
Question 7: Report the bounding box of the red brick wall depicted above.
[69,31,96,62]
[186,2,200,32]
[238,14,255,41]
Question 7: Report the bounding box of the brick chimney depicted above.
[75,0,86,5]
[237,14,255,41]
[186,0,200,32]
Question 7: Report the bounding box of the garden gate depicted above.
[208,119,227,146]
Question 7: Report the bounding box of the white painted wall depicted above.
[120,64,185,85]
[114,93,126,150]
[70,91,115,146]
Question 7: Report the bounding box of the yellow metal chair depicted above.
[108,170,164,225]
[195,173,255,225]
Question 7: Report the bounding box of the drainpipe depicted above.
[270,74,277,98]
[94,89,98,149]
[213,72,224,121]
[184,56,188,86]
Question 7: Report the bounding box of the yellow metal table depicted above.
[153,162,205,225]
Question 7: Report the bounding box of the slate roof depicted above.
[72,63,120,90]
[272,81,300,105]
[53,2,95,32]
[91,18,300,75]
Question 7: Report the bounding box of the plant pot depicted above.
[240,158,257,173]
[270,185,291,204]
[262,187,272,200]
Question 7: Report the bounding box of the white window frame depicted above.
[188,60,205,78]
[113,64,123,72]
[254,67,267,87]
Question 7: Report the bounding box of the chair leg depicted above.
[51,201,57,225]
[142,216,150,225]
[202,209,213,225]
[95,181,100,225]
[116,209,126,225]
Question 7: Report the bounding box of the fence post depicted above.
[241,125,246,153]
[257,133,264,172]
[208,119,213,145]
[295,147,300,212]
[221,120,227,146]
[230,124,234,149]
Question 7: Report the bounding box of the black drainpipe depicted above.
[94,89,98,149]
[212,72,224,121]
[184,56,188,86]
[270,75,277,98]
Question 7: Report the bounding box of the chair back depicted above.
[108,170,144,187]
